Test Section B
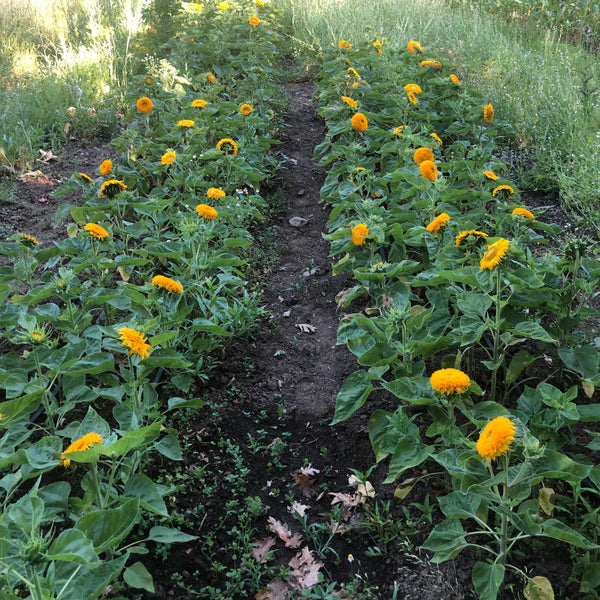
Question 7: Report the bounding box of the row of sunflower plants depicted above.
[315,38,600,599]
[0,1,286,597]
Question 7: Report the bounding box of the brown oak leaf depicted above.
[267,516,303,548]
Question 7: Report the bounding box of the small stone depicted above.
[289,216,308,227]
[297,189,305,196]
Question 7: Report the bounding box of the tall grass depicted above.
[281,0,600,231]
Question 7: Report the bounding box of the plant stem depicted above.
[32,346,54,434]
[490,266,502,403]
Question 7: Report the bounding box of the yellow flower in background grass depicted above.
[99,179,126,199]
[413,147,434,165]
[196,204,218,220]
[341,96,358,109]
[207,187,226,199]
[136,97,153,113]
[347,67,361,80]
[492,184,514,198]
[216,138,238,155]
[351,223,369,246]
[240,104,253,115]
[61,432,102,468]
[484,170,498,180]
[161,151,176,165]
[431,132,442,145]
[404,83,422,94]
[430,368,471,395]
[100,159,113,176]
[339,40,352,50]
[177,119,194,128]
[144,76,154,85]
[218,1,229,8]
[431,61,442,70]
[256,0,265,4]
[407,91,417,105]
[84,223,108,240]
[393,126,404,135]
[483,103,494,122]
[351,113,368,132]
[476,416,516,462]
[407,41,422,54]
[450,74,460,85]
[79,173,93,183]
[512,207,535,221]
[420,60,433,67]
[373,40,383,54]
[18,233,39,246]
[192,99,207,108]
[118,327,152,359]
[480,238,510,270]
[420,160,438,182]
[456,230,488,246]
[152,275,183,294]
[426,213,450,233]
[249,16,260,26]
[207,72,217,83]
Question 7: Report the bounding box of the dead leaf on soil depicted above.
[267,516,303,548]
[252,537,276,563]
[295,323,316,334]
[37,149,55,162]
[300,464,320,476]
[293,464,319,497]
[288,501,310,518]
[348,474,376,499]
[255,578,290,600]
[288,546,323,589]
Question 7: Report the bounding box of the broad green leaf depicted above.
[532,451,591,484]
[541,519,598,549]
[384,438,432,483]
[505,350,536,386]
[147,526,198,544]
[511,322,556,344]
[101,422,161,458]
[438,490,484,520]
[123,561,155,593]
[421,518,468,562]
[45,529,100,566]
[167,396,206,411]
[153,435,182,460]
[62,352,115,376]
[472,561,505,600]
[331,370,373,425]
[123,473,168,516]
[557,345,599,379]
[380,377,436,405]
[6,492,44,532]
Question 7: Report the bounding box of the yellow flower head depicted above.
[219,1,229,8]
[144,76,154,85]
[483,103,494,123]
[99,179,127,199]
[450,74,461,85]
[492,184,514,198]
[339,40,352,50]
[512,207,535,221]
[351,223,369,246]
[62,432,103,468]
[249,15,260,26]
[192,99,207,108]
[484,170,498,180]
[347,67,361,81]
[177,119,194,128]
[404,83,422,94]
[431,132,442,145]
[407,41,423,54]
[136,97,153,113]
[351,112,368,132]
[426,212,450,233]
[341,96,358,109]
[480,238,510,270]
[196,204,218,220]
[207,72,217,83]
[152,275,183,294]
[79,172,94,183]
[430,368,471,395]
[117,327,153,359]
[240,104,253,115]
[100,159,113,176]
[407,91,417,105]
[420,60,433,67]
[431,61,443,70]
[476,416,516,462]
[207,187,226,199]
[84,223,108,240]
[256,0,265,4]
[216,138,238,155]
[161,151,176,165]
[18,232,39,247]
[420,160,438,182]
[393,126,404,135]
[455,229,488,246]
[413,147,434,165]
[373,40,383,54]
[30,329,46,344]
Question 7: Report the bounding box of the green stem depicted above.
[32,347,54,434]
[498,453,510,570]
[490,267,502,403]
[90,462,104,510]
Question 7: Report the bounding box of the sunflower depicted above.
[117,327,152,359]
[338,40,352,50]
[407,41,422,54]
[99,179,127,199]
[373,40,383,54]
[100,159,113,176]
[351,223,369,246]
[152,275,183,294]
[404,83,422,94]
[420,160,438,182]
[191,99,207,108]
[341,96,358,109]
[18,232,39,246]
[484,170,498,180]
[196,204,218,220]
[61,432,103,468]
[177,119,195,128]
[249,16,260,26]
[79,172,94,183]
[240,104,253,115]
[136,97,153,113]
[455,229,488,246]
[207,187,226,199]
[431,133,442,145]
[256,0,265,4]
[512,207,535,221]
[480,238,510,271]
[431,61,443,70]
[347,67,361,81]
[84,223,108,240]
[483,103,494,123]
[492,184,514,198]
[393,126,404,135]
[407,91,417,105]
[450,74,461,85]
[420,60,433,67]
[144,76,154,85]
[426,213,450,233]
[207,72,217,83]
[351,113,368,132]
[161,151,176,165]
[216,138,238,155]
[218,1,229,8]
[430,368,471,395]
[476,416,516,462]
[413,147,434,165]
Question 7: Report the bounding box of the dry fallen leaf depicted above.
[293,468,318,497]
[348,474,376,499]
[252,537,276,563]
[267,516,303,548]
[255,578,290,600]
[288,546,323,589]
[295,323,317,333]
[300,464,320,476]
[288,501,310,518]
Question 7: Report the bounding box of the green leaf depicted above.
[123,473,168,516]
[62,352,115,376]
[153,435,182,460]
[511,322,556,344]
[541,519,598,549]
[6,492,44,532]
[438,490,484,520]
[331,370,373,425]
[524,576,555,600]
[380,377,436,405]
[532,451,591,484]
[167,396,206,411]
[472,561,505,600]
[45,529,100,566]
[101,422,161,458]
[123,561,155,593]
[421,518,468,562]
[505,350,536,386]
[384,437,432,483]
[557,345,599,379]
[147,526,198,544]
